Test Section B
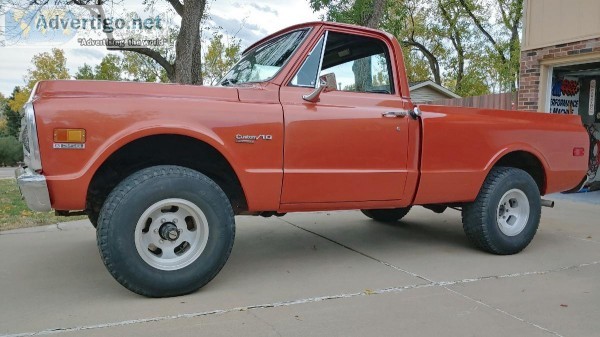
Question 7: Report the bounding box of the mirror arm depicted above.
[302,79,327,103]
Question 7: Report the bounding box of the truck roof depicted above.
[242,21,397,55]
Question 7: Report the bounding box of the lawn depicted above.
[0,179,86,231]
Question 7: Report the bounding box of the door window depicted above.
[290,31,394,94]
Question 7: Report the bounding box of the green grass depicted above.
[0,178,86,231]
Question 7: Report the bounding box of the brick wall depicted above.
[518,37,600,111]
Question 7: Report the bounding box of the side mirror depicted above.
[302,73,337,103]
[302,79,328,103]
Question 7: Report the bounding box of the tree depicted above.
[0,93,7,136]
[202,33,241,86]
[94,54,122,81]
[4,0,208,85]
[93,0,208,84]
[457,0,523,91]
[3,88,24,139]
[75,55,123,81]
[75,64,96,80]
[8,48,70,111]
[122,51,170,83]
[385,1,445,85]
[309,0,387,28]
[310,0,517,96]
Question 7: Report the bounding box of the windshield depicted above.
[220,29,309,86]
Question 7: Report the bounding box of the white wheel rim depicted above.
[134,198,209,271]
[496,189,530,237]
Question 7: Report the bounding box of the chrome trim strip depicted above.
[315,31,329,88]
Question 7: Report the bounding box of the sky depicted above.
[0,0,323,96]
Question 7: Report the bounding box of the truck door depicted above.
[279,30,411,204]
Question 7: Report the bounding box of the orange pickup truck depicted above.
[16,21,589,297]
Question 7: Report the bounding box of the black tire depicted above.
[361,207,412,222]
[462,167,541,255]
[97,165,235,297]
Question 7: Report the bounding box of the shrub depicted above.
[0,136,23,166]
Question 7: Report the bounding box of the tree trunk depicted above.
[438,1,465,93]
[351,0,387,91]
[175,0,206,84]
[402,40,442,85]
[364,0,387,28]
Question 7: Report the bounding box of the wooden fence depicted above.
[430,92,518,110]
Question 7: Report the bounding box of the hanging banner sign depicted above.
[589,79,596,116]
[550,76,580,114]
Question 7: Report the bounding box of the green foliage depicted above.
[0,93,7,136]
[8,48,70,111]
[74,64,96,80]
[122,51,170,83]
[309,0,523,95]
[309,0,385,25]
[202,33,241,86]
[401,47,432,84]
[94,54,122,81]
[0,137,23,166]
[2,88,24,139]
[0,179,86,231]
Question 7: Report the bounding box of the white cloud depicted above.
[0,0,322,96]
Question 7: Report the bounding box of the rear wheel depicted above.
[97,165,235,297]
[361,207,411,222]
[462,167,541,255]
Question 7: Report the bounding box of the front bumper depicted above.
[15,166,52,212]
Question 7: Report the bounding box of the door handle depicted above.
[382,111,408,118]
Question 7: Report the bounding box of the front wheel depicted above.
[97,165,235,297]
[462,167,541,255]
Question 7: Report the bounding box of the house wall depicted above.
[519,0,600,111]
[522,0,600,51]
[518,39,600,111]
[410,87,451,104]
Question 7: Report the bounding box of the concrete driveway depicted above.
[1,199,599,337]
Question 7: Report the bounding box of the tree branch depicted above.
[438,1,464,91]
[457,0,507,63]
[497,0,510,28]
[401,39,441,84]
[166,0,183,17]
[108,46,174,80]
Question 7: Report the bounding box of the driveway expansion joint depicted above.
[2,260,597,337]
[444,287,564,337]
[279,218,435,283]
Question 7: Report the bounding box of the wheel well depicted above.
[87,134,248,216]
[493,151,546,194]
